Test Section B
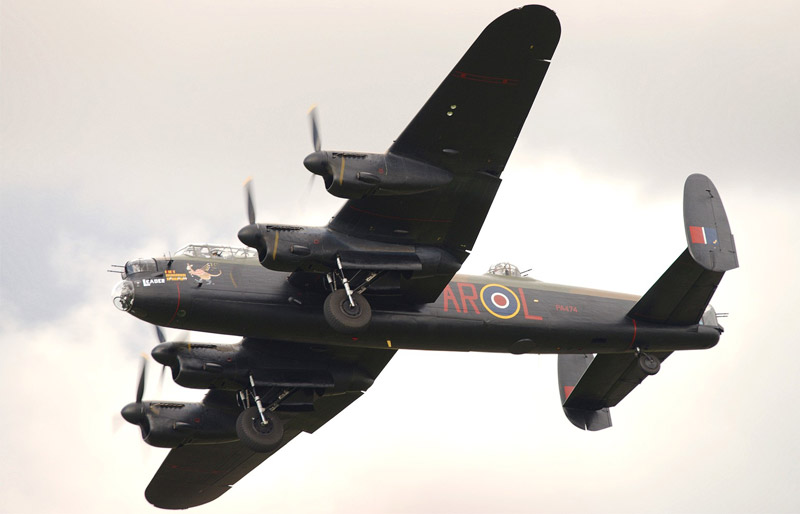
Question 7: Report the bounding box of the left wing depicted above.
[327,6,561,302]
[144,342,395,509]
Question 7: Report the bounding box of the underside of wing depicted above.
[389,5,561,174]
[328,6,561,301]
[144,341,395,509]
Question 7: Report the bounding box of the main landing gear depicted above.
[322,256,379,333]
[235,375,289,452]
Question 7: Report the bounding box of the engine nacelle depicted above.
[304,151,453,200]
[122,401,238,448]
[152,341,375,393]
[238,220,461,281]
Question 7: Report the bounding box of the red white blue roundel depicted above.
[480,284,520,319]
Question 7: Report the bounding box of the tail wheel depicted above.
[236,406,284,452]
[323,289,372,333]
[638,353,661,375]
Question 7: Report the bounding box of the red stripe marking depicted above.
[167,283,181,326]
[628,318,637,349]
[452,70,520,86]
[347,204,452,223]
[564,385,575,399]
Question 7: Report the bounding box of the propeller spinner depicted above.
[303,106,330,177]
[237,178,269,260]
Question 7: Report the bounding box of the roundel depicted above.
[480,284,520,319]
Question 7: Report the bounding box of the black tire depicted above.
[236,406,284,452]
[323,289,372,333]
[638,353,661,375]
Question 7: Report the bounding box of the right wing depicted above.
[145,341,396,509]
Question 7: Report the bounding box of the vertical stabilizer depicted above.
[684,174,738,272]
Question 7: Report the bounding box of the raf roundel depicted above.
[480,284,521,319]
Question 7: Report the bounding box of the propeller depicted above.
[303,106,331,178]
[152,326,192,391]
[237,178,269,260]
[120,356,148,427]
[136,356,146,404]
[310,104,321,153]
[245,177,256,225]
[154,326,169,391]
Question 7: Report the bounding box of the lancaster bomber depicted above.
[112,5,738,509]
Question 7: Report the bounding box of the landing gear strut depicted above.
[322,256,376,333]
[235,375,287,452]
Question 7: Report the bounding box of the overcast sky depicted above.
[2,1,799,513]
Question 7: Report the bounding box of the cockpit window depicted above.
[124,258,158,277]
[175,244,256,259]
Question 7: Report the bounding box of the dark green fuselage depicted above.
[122,253,720,355]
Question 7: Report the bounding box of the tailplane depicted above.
[558,174,737,430]
[627,174,738,325]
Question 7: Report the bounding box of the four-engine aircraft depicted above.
[112,5,738,509]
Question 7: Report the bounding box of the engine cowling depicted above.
[151,341,375,393]
[304,151,453,199]
[120,400,238,448]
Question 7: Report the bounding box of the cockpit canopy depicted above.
[175,244,256,260]
[124,258,157,277]
[121,245,256,279]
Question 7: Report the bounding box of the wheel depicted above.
[236,406,284,452]
[323,289,372,333]
[638,353,661,375]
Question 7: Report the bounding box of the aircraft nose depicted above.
[112,280,135,312]
[303,151,330,176]
[151,343,177,368]
[121,402,144,425]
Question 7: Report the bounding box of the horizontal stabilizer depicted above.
[628,174,737,325]
[558,352,672,431]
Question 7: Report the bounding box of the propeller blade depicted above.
[309,105,321,152]
[244,177,256,225]
[158,364,166,395]
[136,356,147,403]
[155,326,166,344]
